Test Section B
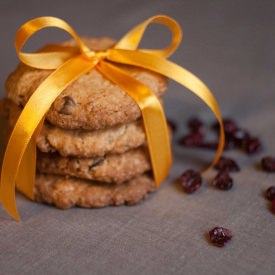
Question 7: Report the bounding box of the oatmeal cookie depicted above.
[35,173,155,209]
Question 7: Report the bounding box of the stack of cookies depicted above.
[3,37,168,209]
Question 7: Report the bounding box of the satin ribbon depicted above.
[0,15,224,221]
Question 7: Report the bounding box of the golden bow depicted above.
[0,15,224,221]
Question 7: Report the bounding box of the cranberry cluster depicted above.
[176,117,244,193]
[178,117,262,154]
[178,156,239,194]
[168,116,275,248]
[213,156,240,190]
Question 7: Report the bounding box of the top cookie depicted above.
[6,37,167,130]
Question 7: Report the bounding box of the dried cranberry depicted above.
[209,226,233,247]
[271,200,275,214]
[213,171,233,190]
[214,156,240,172]
[167,119,177,132]
[178,132,204,147]
[243,137,262,154]
[179,169,202,193]
[266,186,275,201]
[261,157,275,172]
[187,117,204,133]
[212,118,238,135]
[232,129,250,147]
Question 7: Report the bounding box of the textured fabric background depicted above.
[0,1,275,274]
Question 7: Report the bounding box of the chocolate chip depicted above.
[88,157,104,171]
[58,96,76,115]
[179,169,202,194]
[209,226,233,247]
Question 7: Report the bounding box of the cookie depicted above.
[38,122,146,158]
[0,98,15,149]
[6,37,167,130]
[7,98,147,158]
[0,97,10,118]
[35,173,155,209]
[37,148,151,184]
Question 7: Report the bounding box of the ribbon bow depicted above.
[0,15,224,221]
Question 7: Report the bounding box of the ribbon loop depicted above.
[114,15,182,58]
[15,16,93,69]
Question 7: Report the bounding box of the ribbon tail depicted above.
[15,136,36,201]
[108,49,225,170]
[0,55,96,221]
[97,61,172,186]
[16,118,45,200]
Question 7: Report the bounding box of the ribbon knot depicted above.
[80,47,109,61]
[93,50,109,61]
[0,15,224,221]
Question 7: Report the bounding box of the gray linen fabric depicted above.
[0,0,274,274]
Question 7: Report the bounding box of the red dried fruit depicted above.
[209,226,233,247]
[167,119,177,132]
[214,156,240,172]
[266,186,275,201]
[212,118,238,135]
[261,157,275,172]
[232,129,250,147]
[179,169,202,193]
[178,132,204,147]
[213,171,233,190]
[243,137,262,154]
[271,200,275,214]
[187,117,204,133]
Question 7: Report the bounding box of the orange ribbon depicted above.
[0,15,224,221]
